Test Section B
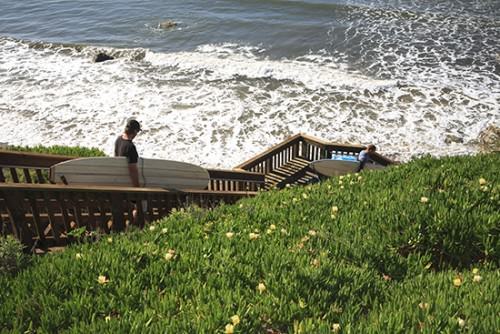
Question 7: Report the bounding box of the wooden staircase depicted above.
[264,157,318,189]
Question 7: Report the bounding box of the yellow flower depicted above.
[479,178,487,185]
[340,185,344,190]
[339,176,344,180]
[453,277,462,287]
[226,232,234,239]
[302,193,309,199]
[331,206,339,213]
[161,228,168,234]
[311,258,320,267]
[420,197,429,203]
[97,275,109,284]
[473,275,482,283]
[472,268,479,274]
[292,197,299,203]
[105,315,111,322]
[270,224,277,230]
[298,299,306,309]
[75,253,83,260]
[225,323,234,334]
[308,230,317,236]
[257,282,266,293]
[249,232,260,240]
[239,203,244,208]
[358,176,363,181]
[230,315,240,325]
[107,237,113,243]
[418,302,429,310]
[266,229,273,234]
[332,323,341,333]
[149,225,156,231]
[281,228,287,235]
[457,317,466,328]
[164,249,176,261]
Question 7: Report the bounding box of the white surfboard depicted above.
[309,158,385,177]
[50,157,210,190]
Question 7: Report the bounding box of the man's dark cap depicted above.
[126,119,141,132]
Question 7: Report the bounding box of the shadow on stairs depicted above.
[265,157,318,189]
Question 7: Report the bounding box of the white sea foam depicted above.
[0,37,498,168]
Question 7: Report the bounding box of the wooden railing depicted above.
[235,133,394,173]
[0,150,265,191]
[0,183,256,251]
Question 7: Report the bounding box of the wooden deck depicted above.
[0,133,394,251]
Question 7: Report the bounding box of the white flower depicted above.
[331,206,339,213]
[280,228,287,235]
[332,323,341,332]
[457,317,466,328]
[75,253,83,260]
[149,225,156,231]
[420,197,429,203]
[161,228,168,234]
[226,232,234,239]
[308,230,317,236]
[257,282,266,293]
[269,224,277,230]
[473,275,482,283]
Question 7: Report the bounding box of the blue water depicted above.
[0,0,499,166]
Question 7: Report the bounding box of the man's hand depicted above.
[128,163,140,187]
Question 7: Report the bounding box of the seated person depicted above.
[355,144,376,172]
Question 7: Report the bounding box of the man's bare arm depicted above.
[128,163,140,187]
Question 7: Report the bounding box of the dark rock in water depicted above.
[444,134,464,144]
[159,20,177,29]
[478,125,500,152]
[94,53,114,63]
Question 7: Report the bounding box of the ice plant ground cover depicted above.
[0,153,498,333]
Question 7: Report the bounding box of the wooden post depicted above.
[9,168,19,183]
[43,192,61,243]
[35,169,46,184]
[23,169,33,183]
[2,190,34,250]
[110,193,125,231]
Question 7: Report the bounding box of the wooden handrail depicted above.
[0,150,73,168]
[207,169,265,182]
[234,133,303,170]
[0,182,257,195]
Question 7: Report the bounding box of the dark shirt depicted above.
[114,136,138,163]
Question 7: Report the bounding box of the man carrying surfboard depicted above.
[355,144,376,172]
[115,119,142,187]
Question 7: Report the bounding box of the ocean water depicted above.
[0,0,499,167]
